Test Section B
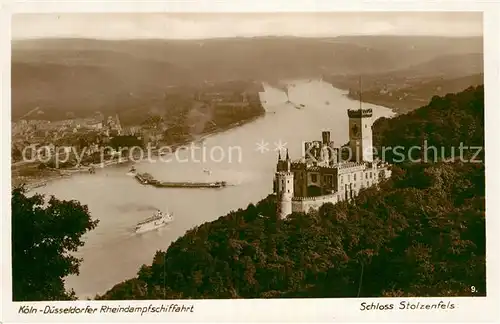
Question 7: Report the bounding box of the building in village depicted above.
[105,114,123,136]
[273,108,391,219]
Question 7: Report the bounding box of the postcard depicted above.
[2,1,499,323]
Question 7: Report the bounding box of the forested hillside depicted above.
[373,85,484,162]
[98,85,485,299]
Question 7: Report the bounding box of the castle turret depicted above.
[274,149,294,219]
[322,131,331,145]
[115,114,122,135]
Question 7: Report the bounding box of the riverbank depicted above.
[13,112,265,190]
[328,73,484,116]
[345,91,426,115]
[17,160,129,192]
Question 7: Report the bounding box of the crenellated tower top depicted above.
[347,108,373,118]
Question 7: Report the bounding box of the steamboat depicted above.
[135,209,174,234]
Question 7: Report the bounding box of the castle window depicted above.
[340,176,343,184]
[370,172,373,179]
[311,174,318,182]
[348,175,350,182]
[287,180,290,184]
[354,174,356,181]
[288,189,290,193]
[365,173,368,179]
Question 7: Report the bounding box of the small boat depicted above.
[135,209,174,234]
[127,166,137,176]
[31,182,47,189]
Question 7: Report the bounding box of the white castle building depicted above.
[273,108,391,219]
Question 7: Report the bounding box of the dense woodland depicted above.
[11,187,98,301]
[95,85,485,299]
[373,85,484,162]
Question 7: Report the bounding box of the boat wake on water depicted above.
[115,203,159,213]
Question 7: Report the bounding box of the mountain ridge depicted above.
[12,36,483,121]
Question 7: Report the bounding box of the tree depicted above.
[11,145,23,161]
[11,186,99,301]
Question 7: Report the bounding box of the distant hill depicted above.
[12,36,483,121]
[372,85,484,163]
[345,73,484,114]
[392,53,483,79]
[12,54,192,121]
[326,50,483,114]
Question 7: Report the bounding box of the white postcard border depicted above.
[1,1,499,323]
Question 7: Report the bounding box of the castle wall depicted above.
[281,160,390,217]
[280,199,293,219]
[361,117,374,162]
[337,162,365,198]
[292,193,339,214]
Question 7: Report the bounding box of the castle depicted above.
[273,108,391,218]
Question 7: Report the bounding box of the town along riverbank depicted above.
[12,106,265,189]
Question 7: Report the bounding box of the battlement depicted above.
[347,108,373,118]
[291,162,340,172]
[337,161,366,169]
[291,161,306,168]
[276,171,293,177]
[306,165,321,172]
[292,193,337,202]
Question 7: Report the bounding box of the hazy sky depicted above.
[12,12,482,40]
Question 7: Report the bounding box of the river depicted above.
[32,79,394,298]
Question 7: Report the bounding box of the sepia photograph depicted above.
[3,3,498,322]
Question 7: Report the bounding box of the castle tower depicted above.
[115,114,122,135]
[347,108,373,162]
[274,150,294,219]
[320,130,336,166]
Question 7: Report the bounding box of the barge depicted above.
[135,172,227,189]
